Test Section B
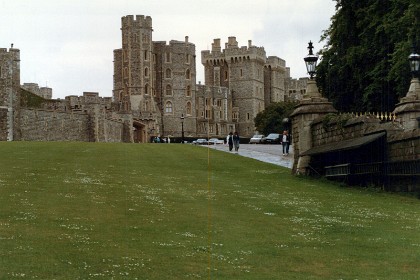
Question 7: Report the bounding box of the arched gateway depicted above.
[132,120,147,143]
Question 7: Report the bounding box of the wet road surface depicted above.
[206,143,294,169]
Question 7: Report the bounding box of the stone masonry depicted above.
[1,14,296,143]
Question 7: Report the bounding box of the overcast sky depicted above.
[0,0,336,99]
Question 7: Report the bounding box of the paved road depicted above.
[207,143,294,169]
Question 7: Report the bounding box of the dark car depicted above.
[262,133,281,144]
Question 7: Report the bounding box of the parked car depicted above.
[193,138,208,145]
[261,133,281,144]
[208,138,224,145]
[249,134,264,144]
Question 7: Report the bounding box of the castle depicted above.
[0,14,298,143]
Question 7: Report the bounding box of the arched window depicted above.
[186,102,192,115]
[186,69,191,79]
[165,101,173,113]
[145,84,149,95]
[186,85,191,97]
[165,85,172,96]
[166,68,172,78]
[145,67,149,77]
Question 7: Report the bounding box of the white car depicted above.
[193,138,208,145]
[208,138,224,145]
[249,134,264,144]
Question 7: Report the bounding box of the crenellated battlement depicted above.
[121,15,152,29]
[266,56,286,69]
[201,37,266,65]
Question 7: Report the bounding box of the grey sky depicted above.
[0,0,336,99]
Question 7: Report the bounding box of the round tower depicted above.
[0,46,20,141]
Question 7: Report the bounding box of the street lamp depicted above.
[408,47,419,78]
[304,41,318,79]
[180,113,185,144]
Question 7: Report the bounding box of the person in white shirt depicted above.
[281,130,290,155]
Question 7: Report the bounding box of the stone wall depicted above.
[0,108,7,140]
[20,109,91,141]
[387,130,420,162]
[311,114,382,147]
[19,108,125,142]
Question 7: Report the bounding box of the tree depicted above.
[254,101,297,135]
[316,0,420,112]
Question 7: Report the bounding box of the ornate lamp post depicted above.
[302,41,322,99]
[180,113,185,144]
[304,41,318,79]
[408,48,419,78]
[393,45,420,129]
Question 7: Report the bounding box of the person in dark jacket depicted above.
[233,131,240,152]
[227,132,233,152]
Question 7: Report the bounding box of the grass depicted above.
[0,142,419,279]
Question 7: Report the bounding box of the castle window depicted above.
[145,84,149,95]
[165,101,173,113]
[186,54,190,64]
[247,113,250,120]
[144,50,148,60]
[224,71,228,81]
[232,112,238,121]
[123,50,128,62]
[165,85,172,96]
[145,67,149,77]
[240,69,243,77]
[186,69,191,80]
[186,102,192,115]
[217,99,222,107]
[166,68,172,78]
[166,52,171,63]
[186,85,191,97]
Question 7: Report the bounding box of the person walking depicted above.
[227,132,234,152]
[233,131,240,153]
[281,130,290,155]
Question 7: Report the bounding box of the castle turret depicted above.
[201,37,285,137]
[0,46,20,141]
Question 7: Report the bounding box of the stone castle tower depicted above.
[153,37,196,137]
[0,46,20,141]
[113,15,158,142]
[201,37,286,136]
[113,15,197,141]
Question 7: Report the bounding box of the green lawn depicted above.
[0,142,419,279]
